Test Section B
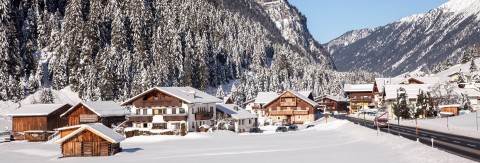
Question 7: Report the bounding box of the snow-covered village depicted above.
[1,0,480,162]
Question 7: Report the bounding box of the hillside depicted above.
[326,0,480,77]
[0,0,344,105]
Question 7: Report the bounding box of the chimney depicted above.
[188,91,196,98]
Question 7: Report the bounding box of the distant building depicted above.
[263,90,318,125]
[244,92,279,125]
[343,84,375,114]
[61,101,130,128]
[216,103,258,133]
[8,103,72,141]
[315,95,347,114]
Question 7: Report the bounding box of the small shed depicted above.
[56,123,125,157]
[7,103,72,141]
[61,101,130,127]
[438,104,461,116]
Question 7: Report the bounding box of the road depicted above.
[342,115,480,162]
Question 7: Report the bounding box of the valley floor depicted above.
[0,118,472,163]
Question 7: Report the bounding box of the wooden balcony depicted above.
[128,115,153,122]
[195,112,213,120]
[280,102,297,107]
[270,110,309,116]
[321,102,334,106]
[293,110,308,115]
[135,101,181,107]
[163,114,188,121]
[270,110,293,116]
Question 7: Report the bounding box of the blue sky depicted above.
[289,0,448,43]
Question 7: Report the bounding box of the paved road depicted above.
[342,116,480,162]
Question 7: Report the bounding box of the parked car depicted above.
[249,128,263,133]
[288,125,298,131]
[275,126,288,132]
[306,124,315,128]
[374,117,389,128]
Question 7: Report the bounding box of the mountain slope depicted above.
[0,0,341,104]
[326,0,480,76]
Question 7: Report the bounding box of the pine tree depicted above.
[215,86,225,98]
[470,60,477,73]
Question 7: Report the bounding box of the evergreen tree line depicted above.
[0,0,372,104]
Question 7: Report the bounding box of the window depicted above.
[153,109,159,115]
[172,108,176,114]
[154,95,159,101]
[143,123,148,128]
[192,122,195,129]
[135,123,142,128]
[249,119,251,124]
[284,98,293,102]
[277,117,280,120]
[152,123,167,129]
[297,116,301,120]
[210,107,213,112]
[179,108,185,114]
[136,109,140,115]
[143,109,148,115]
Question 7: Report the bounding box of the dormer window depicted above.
[154,95,158,100]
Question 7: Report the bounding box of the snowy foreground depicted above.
[0,118,473,163]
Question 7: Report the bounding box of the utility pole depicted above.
[476,109,478,131]
[415,117,419,142]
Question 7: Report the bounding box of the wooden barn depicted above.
[56,123,125,157]
[7,103,72,141]
[439,104,461,116]
[61,101,130,128]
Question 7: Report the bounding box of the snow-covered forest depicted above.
[0,0,377,105]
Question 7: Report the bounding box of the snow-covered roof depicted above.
[298,91,312,98]
[122,87,222,105]
[61,101,130,117]
[414,77,441,85]
[344,84,374,92]
[56,123,125,144]
[453,88,480,98]
[216,104,257,119]
[322,95,347,102]
[384,84,431,100]
[438,104,462,108]
[263,90,319,108]
[374,77,441,94]
[7,103,71,117]
[254,92,279,104]
[242,98,255,105]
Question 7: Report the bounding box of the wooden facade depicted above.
[440,107,459,116]
[264,92,316,125]
[130,90,183,108]
[11,104,70,141]
[320,97,347,113]
[60,130,121,157]
[346,91,375,113]
[63,104,126,128]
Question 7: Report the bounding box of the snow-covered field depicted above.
[0,118,473,163]
[398,113,480,139]
[349,113,480,139]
